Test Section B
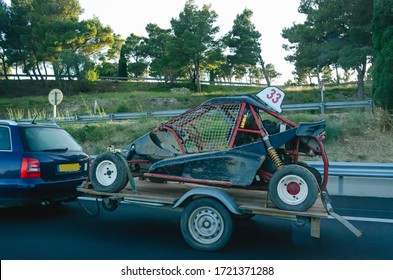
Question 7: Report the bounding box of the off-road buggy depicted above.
[89,87,329,212]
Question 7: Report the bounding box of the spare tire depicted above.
[90,152,128,193]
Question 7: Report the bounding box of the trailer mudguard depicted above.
[173,187,244,215]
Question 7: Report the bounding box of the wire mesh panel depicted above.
[166,103,241,153]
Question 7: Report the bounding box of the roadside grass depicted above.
[62,116,159,155]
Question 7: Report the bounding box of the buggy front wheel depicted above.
[90,152,129,193]
[268,165,319,212]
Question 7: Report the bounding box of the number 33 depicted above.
[266,89,282,104]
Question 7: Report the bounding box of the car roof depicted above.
[0,120,59,128]
[202,94,272,111]
[0,120,18,126]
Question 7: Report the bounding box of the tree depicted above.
[282,0,373,98]
[120,33,148,77]
[73,17,114,57]
[54,50,94,81]
[28,0,84,79]
[265,63,281,84]
[6,0,35,80]
[372,0,393,111]
[337,0,373,99]
[202,45,226,84]
[282,22,323,85]
[170,0,219,92]
[117,44,127,77]
[0,0,10,78]
[223,9,270,85]
[97,33,124,77]
[4,0,114,81]
[142,23,179,82]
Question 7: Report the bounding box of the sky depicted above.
[78,0,306,84]
[4,0,306,83]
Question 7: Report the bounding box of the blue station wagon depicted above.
[0,120,90,207]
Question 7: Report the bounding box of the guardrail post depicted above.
[338,176,344,195]
[320,102,325,114]
[371,99,375,113]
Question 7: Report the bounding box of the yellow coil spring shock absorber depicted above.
[240,114,248,128]
[263,136,283,170]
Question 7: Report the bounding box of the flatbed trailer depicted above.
[77,179,352,251]
[79,89,363,251]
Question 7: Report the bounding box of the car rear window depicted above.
[0,126,11,151]
[19,126,83,152]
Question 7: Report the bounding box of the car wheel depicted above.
[180,198,233,251]
[90,152,128,193]
[268,165,318,212]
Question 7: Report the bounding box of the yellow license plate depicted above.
[58,163,80,172]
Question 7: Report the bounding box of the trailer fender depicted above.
[173,188,244,215]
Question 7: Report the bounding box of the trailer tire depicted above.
[90,153,128,193]
[268,165,318,212]
[181,198,233,251]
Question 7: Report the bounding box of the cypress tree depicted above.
[117,45,127,77]
[372,0,393,111]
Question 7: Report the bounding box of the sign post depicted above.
[48,89,63,123]
[319,79,325,114]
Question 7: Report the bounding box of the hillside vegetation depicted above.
[1,80,392,163]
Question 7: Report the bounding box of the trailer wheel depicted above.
[268,165,318,211]
[90,153,128,193]
[180,198,233,251]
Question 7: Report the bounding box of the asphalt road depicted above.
[0,195,392,260]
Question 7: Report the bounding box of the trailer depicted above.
[80,87,362,251]
[79,175,360,251]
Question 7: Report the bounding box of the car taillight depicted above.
[21,158,41,178]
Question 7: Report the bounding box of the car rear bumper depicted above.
[0,178,86,207]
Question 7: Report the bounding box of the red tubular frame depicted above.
[314,136,329,191]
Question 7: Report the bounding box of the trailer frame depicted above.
[79,178,333,251]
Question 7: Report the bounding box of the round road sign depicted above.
[48,89,63,106]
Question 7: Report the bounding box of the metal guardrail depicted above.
[308,161,393,196]
[308,162,393,178]
[21,99,373,124]
[282,99,374,113]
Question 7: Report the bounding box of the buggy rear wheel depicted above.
[297,161,322,186]
[180,198,233,251]
[268,165,318,212]
[90,153,128,193]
